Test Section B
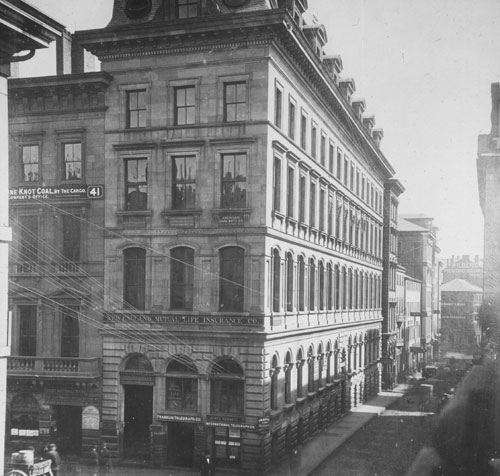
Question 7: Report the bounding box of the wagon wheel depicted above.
[6,470,29,476]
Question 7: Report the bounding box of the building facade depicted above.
[398,214,441,366]
[478,83,500,307]
[8,0,402,473]
[1,1,63,472]
[442,255,482,288]
[440,279,482,359]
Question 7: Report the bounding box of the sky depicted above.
[18,0,500,259]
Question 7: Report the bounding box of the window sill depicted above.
[116,210,153,217]
[283,403,295,412]
[162,209,202,228]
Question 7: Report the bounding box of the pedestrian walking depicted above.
[44,443,61,476]
[90,445,99,476]
[199,450,215,476]
[98,442,112,476]
[290,446,302,476]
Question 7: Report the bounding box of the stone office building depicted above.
[8,0,402,473]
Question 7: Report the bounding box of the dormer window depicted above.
[176,0,199,18]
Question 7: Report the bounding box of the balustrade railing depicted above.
[7,356,100,378]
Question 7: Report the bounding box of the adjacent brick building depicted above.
[7,0,403,473]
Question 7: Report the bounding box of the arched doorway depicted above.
[120,354,154,461]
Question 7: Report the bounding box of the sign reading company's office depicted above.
[9,184,104,200]
[104,313,263,326]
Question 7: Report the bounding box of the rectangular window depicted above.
[343,158,348,185]
[328,141,334,173]
[125,158,148,211]
[174,86,195,125]
[350,163,355,191]
[328,194,334,235]
[62,214,81,263]
[299,175,306,223]
[273,157,281,213]
[221,153,246,208]
[319,188,325,232]
[63,143,82,181]
[336,149,342,180]
[172,155,197,209]
[170,247,194,310]
[22,145,39,182]
[356,170,360,196]
[61,306,79,358]
[362,176,366,201]
[311,122,317,159]
[19,305,37,356]
[287,166,294,218]
[320,133,326,167]
[224,82,247,122]
[288,99,296,140]
[176,0,199,18]
[274,85,282,128]
[309,181,316,228]
[300,111,307,149]
[127,90,147,128]
[18,215,38,264]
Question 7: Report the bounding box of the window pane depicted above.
[61,306,79,357]
[219,247,244,311]
[22,145,39,182]
[124,248,146,309]
[171,247,194,310]
[126,159,148,211]
[19,305,37,356]
[62,214,81,262]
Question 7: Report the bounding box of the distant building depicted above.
[398,214,441,365]
[440,279,482,359]
[442,255,482,288]
[478,83,500,307]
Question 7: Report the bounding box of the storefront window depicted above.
[10,394,39,436]
[210,358,244,415]
[166,358,198,412]
[213,426,241,465]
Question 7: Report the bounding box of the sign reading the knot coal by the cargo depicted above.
[9,184,104,200]
[104,313,263,326]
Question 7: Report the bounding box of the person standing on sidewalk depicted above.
[98,442,112,476]
[290,446,302,476]
[90,445,99,476]
[200,450,215,476]
[45,443,61,476]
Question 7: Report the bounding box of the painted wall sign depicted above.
[157,414,202,423]
[104,313,263,326]
[9,184,104,201]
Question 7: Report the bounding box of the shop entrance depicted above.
[55,405,82,456]
[167,422,194,467]
[123,385,153,460]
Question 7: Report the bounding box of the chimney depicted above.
[56,29,90,75]
[372,127,384,147]
[351,98,366,121]
[362,114,375,134]
[339,78,355,104]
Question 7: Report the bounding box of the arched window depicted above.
[210,358,244,415]
[166,357,198,411]
[298,256,305,311]
[307,346,315,393]
[327,263,333,311]
[270,354,280,410]
[219,247,244,312]
[317,343,324,388]
[326,341,332,383]
[348,268,353,310]
[170,247,194,310]
[360,272,364,309]
[353,336,357,370]
[124,247,146,309]
[359,334,364,368]
[10,394,39,432]
[121,354,155,385]
[286,252,294,312]
[354,271,359,309]
[284,351,293,404]
[309,259,315,310]
[334,265,340,310]
[348,337,353,372]
[333,340,339,378]
[341,267,347,310]
[319,261,325,310]
[272,249,281,312]
[296,348,304,398]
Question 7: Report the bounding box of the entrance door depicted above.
[123,385,153,460]
[167,422,194,467]
[55,406,82,456]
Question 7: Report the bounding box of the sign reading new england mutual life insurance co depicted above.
[9,184,104,201]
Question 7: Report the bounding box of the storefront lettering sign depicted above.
[207,415,244,423]
[82,406,100,430]
[9,184,104,201]
[206,421,256,430]
[157,414,202,423]
[105,314,263,326]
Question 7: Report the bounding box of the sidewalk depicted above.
[267,384,409,476]
[59,385,409,476]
